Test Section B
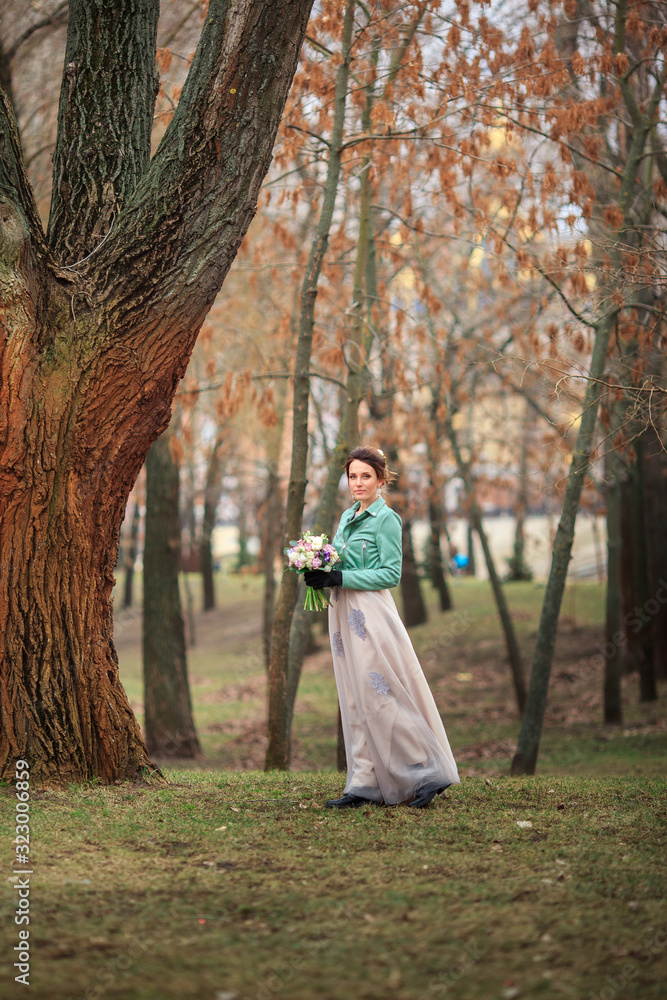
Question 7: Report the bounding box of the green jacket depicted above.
[332,495,403,591]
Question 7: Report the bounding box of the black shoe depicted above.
[407,783,451,808]
[325,793,375,809]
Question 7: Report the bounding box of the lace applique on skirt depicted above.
[332,631,345,657]
[347,608,366,640]
[369,671,390,695]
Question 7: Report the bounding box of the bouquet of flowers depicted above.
[285,531,341,611]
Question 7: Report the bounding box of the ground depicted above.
[1,575,665,1000]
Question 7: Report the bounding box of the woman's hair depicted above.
[344,446,398,487]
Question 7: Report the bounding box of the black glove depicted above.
[304,569,343,589]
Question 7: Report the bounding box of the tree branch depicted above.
[47,0,160,263]
[0,88,51,268]
[92,0,314,337]
[7,2,69,60]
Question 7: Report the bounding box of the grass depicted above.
[1,773,665,1000]
[1,574,665,999]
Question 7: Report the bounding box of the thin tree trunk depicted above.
[265,1,356,771]
[200,432,225,611]
[280,4,432,766]
[400,519,428,627]
[507,406,532,582]
[603,416,623,725]
[630,453,657,701]
[620,473,642,673]
[445,416,526,714]
[143,430,201,760]
[337,706,347,772]
[235,476,251,571]
[428,497,453,612]
[123,501,141,609]
[262,465,282,671]
[182,570,196,650]
[466,519,476,576]
[425,379,453,612]
[639,422,667,680]
[511,312,614,774]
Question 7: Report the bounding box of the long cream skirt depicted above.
[328,587,460,805]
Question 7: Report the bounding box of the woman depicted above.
[305,446,460,809]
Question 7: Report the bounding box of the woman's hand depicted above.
[304,569,343,590]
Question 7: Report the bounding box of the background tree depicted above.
[143,425,201,760]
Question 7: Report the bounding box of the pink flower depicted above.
[312,556,322,568]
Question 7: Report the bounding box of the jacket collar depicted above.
[350,494,386,518]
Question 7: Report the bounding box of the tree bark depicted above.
[265,1,355,771]
[48,0,160,262]
[0,0,313,784]
[143,429,201,759]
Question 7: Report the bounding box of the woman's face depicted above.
[348,459,381,507]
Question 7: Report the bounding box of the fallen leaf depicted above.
[516,820,533,829]
[387,969,402,989]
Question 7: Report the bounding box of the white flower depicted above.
[311,535,323,549]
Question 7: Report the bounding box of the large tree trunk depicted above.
[143,429,201,759]
[0,0,313,784]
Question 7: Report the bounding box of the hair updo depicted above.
[344,446,398,487]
